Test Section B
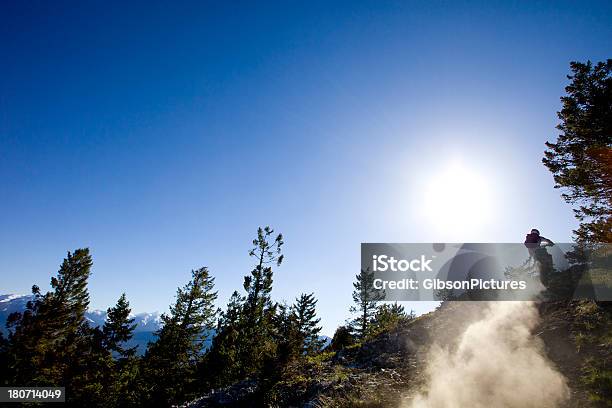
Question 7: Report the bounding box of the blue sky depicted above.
[1,1,611,334]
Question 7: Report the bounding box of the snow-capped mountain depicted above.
[83,310,164,333]
[134,312,163,332]
[0,294,163,354]
[1,293,163,332]
[0,293,33,318]
[1,294,324,355]
[85,309,108,327]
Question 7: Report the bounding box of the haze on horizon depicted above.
[1,1,611,334]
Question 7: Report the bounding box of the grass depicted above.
[582,358,612,405]
[572,300,612,405]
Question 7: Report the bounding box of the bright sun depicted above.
[420,161,494,236]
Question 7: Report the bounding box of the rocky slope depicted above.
[186,300,611,407]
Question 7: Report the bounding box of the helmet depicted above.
[530,229,540,235]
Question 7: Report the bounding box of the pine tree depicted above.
[243,226,283,326]
[256,296,324,403]
[64,322,114,406]
[238,226,284,376]
[349,268,384,340]
[256,301,304,404]
[49,249,92,333]
[5,249,118,405]
[7,249,93,386]
[202,291,244,388]
[543,59,612,243]
[274,302,302,362]
[291,293,324,355]
[5,285,45,384]
[261,302,301,381]
[103,293,137,359]
[143,267,218,406]
[102,293,140,407]
[370,303,415,337]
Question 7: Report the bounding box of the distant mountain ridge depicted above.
[1,294,330,356]
[0,294,162,354]
[1,293,163,332]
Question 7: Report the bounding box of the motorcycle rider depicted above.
[524,228,554,287]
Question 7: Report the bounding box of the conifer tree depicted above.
[274,302,302,362]
[257,302,302,402]
[202,291,244,388]
[102,293,140,407]
[64,323,114,406]
[370,302,415,337]
[7,249,93,386]
[142,267,217,406]
[5,249,118,405]
[103,293,137,359]
[5,286,44,384]
[349,268,384,340]
[543,59,612,243]
[243,226,283,325]
[291,293,324,355]
[238,226,284,376]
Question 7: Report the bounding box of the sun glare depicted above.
[420,161,494,236]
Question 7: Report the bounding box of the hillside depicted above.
[186,300,611,407]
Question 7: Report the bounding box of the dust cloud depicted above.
[404,302,570,408]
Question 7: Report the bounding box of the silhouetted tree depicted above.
[203,228,286,401]
[142,267,217,406]
[7,249,93,386]
[103,293,140,407]
[104,293,137,359]
[202,291,244,388]
[4,249,121,405]
[238,226,284,377]
[543,59,612,243]
[64,323,114,406]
